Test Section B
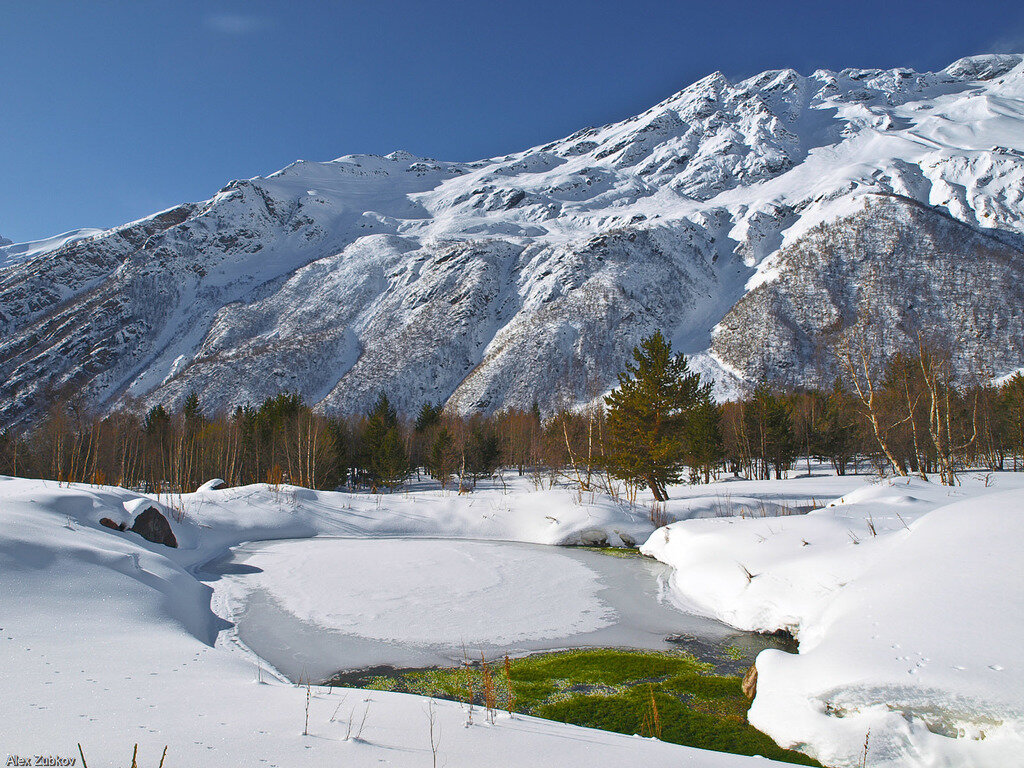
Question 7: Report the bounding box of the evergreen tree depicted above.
[1001,374,1024,471]
[817,382,858,475]
[746,384,797,480]
[464,418,500,487]
[144,404,171,436]
[604,331,710,501]
[327,418,354,488]
[426,426,459,488]
[362,393,409,490]
[183,390,202,424]
[414,401,443,433]
[685,397,724,484]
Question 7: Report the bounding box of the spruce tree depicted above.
[604,331,711,501]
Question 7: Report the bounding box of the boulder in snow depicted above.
[130,507,178,548]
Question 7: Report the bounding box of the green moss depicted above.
[724,644,745,661]
[578,546,646,559]
[336,648,821,766]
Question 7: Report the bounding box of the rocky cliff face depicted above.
[3,54,1024,424]
[711,196,1024,386]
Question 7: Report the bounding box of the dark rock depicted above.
[99,517,126,532]
[579,528,608,547]
[129,507,178,548]
[741,663,758,699]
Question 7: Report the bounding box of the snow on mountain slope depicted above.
[0,227,104,270]
[3,54,1024,424]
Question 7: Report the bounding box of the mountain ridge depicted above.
[3,53,1024,425]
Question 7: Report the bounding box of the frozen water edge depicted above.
[204,537,786,682]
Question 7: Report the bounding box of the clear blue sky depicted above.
[3,0,1023,243]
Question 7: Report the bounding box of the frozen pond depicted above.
[204,538,788,682]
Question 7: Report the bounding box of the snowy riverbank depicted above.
[642,473,1024,767]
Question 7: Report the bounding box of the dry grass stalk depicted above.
[649,501,669,528]
[427,699,441,768]
[462,647,474,725]
[355,702,370,740]
[303,676,312,736]
[503,654,516,717]
[739,563,757,583]
[640,684,662,739]
[481,652,497,724]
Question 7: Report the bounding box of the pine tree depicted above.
[604,331,711,501]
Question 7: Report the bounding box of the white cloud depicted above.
[204,12,270,36]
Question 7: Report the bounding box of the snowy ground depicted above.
[643,471,1024,767]
[0,474,803,768]
[1,469,1019,767]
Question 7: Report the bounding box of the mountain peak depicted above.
[944,53,1024,81]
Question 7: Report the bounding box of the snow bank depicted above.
[642,474,1024,767]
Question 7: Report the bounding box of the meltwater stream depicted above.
[203,538,790,682]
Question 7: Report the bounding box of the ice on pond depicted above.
[207,538,753,681]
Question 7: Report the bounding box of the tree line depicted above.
[2,333,1023,496]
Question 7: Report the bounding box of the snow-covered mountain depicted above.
[4,53,1024,425]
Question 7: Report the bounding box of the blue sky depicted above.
[3,0,1023,243]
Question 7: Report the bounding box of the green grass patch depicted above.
[577,546,646,559]
[337,648,820,766]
